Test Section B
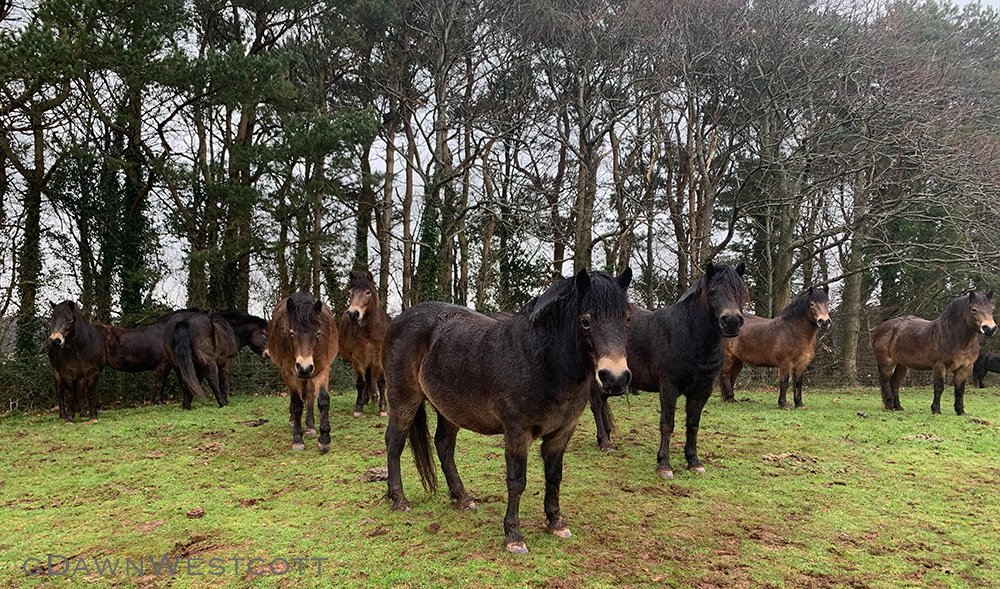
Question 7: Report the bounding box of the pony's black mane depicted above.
[676,264,750,309]
[942,290,989,324]
[212,308,267,329]
[777,287,828,321]
[287,293,322,330]
[347,270,377,291]
[524,271,628,322]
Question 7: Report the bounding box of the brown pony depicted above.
[873,290,996,414]
[338,270,390,417]
[384,269,632,554]
[719,286,831,409]
[163,311,240,409]
[269,293,339,452]
[47,301,107,422]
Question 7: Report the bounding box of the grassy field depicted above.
[1,384,999,588]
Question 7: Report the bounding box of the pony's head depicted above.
[529,268,633,395]
[48,300,81,348]
[964,290,996,337]
[284,294,330,378]
[700,262,750,337]
[345,270,378,325]
[803,286,831,329]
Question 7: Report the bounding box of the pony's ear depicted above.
[367,270,374,282]
[313,299,324,314]
[68,301,76,310]
[49,300,57,309]
[969,291,977,302]
[736,262,746,276]
[988,290,994,301]
[286,298,296,314]
[808,286,814,295]
[823,284,830,294]
[704,261,716,278]
[617,267,633,291]
[575,269,591,296]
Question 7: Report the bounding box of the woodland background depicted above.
[1,0,1000,408]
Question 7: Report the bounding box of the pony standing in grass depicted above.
[719,286,831,409]
[338,270,390,417]
[47,300,107,422]
[269,293,339,452]
[383,269,632,554]
[873,290,996,414]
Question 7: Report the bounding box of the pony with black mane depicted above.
[47,300,107,422]
[338,270,391,417]
[269,293,339,452]
[588,262,748,477]
[162,311,238,409]
[719,286,831,408]
[383,269,632,554]
[873,290,996,414]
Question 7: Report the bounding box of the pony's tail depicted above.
[409,402,437,493]
[172,321,206,400]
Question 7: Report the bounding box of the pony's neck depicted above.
[531,313,586,393]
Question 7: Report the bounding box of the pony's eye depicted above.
[315,329,322,337]
[288,329,295,336]
[365,290,372,296]
[580,316,593,330]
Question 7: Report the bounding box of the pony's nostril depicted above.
[598,369,611,385]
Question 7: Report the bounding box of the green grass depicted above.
[1,384,999,588]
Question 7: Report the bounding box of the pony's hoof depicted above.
[722,397,736,403]
[550,527,572,539]
[292,443,305,451]
[689,464,706,474]
[318,443,330,454]
[795,404,806,410]
[379,411,388,417]
[956,410,966,416]
[506,541,529,554]
[352,411,363,418]
[657,468,674,479]
[391,499,411,512]
[599,444,614,452]
[305,428,317,437]
[778,404,791,410]
[457,499,477,510]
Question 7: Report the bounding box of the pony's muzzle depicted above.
[720,313,744,337]
[983,324,997,337]
[49,333,65,348]
[817,318,832,329]
[596,357,631,395]
[295,361,315,378]
[347,309,361,324]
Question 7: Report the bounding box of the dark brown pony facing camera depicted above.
[338,270,390,417]
[719,286,831,409]
[588,262,748,477]
[383,268,632,555]
[269,293,339,453]
[872,290,996,414]
[47,300,107,422]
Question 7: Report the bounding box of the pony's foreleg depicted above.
[85,372,100,420]
[656,386,679,479]
[792,367,806,409]
[930,368,946,415]
[152,361,170,404]
[502,429,532,554]
[204,363,226,408]
[683,392,710,472]
[589,386,611,451]
[54,375,70,422]
[434,411,474,509]
[352,372,366,418]
[304,396,316,436]
[953,366,972,416]
[289,392,306,451]
[541,427,574,540]
[316,379,331,454]
[777,368,791,409]
[719,356,735,402]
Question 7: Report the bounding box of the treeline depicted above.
[2,0,1000,384]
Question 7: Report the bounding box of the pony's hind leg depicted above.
[84,372,100,420]
[777,367,791,409]
[433,411,475,509]
[720,357,741,402]
[792,366,806,409]
[376,373,388,417]
[152,361,170,404]
[502,428,532,554]
[204,363,226,408]
[289,391,306,451]
[541,427,575,540]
